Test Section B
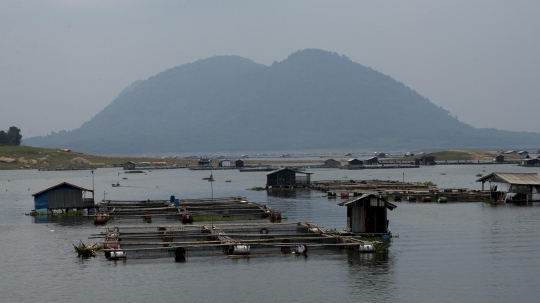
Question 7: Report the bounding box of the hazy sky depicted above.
[1,0,539,138]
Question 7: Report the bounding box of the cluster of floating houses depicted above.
[31,180,398,260]
[30,149,540,261]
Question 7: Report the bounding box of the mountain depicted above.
[23,49,540,155]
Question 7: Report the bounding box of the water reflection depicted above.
[266,189,312,199]
[346,251,395,300]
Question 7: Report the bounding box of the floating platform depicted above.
[90,222,383,261]
[92,197,277,224]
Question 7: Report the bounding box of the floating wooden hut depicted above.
[266,168,312,188]
[338,194,396,235]
[324,158,341,168]
[123,161,136,170]
[493,155,505,163]
[32,182,94,214]
[477,173,540,202]
[415,155,436,165]
[364,157,378,165]
[346,158,364,169]
[235,159,245,168]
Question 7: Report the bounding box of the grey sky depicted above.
[1,0,539,138]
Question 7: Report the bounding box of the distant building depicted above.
[375,152,387,158]
[415,155,436,165]
[364,157,378,165]
[32,182,94,213]
[123,161,136,170]
[324,158,341,167]
[404,152,414,157]
[152,162,167,166]
[347,158,364,169]
[235,159,245,168]
[198,159,212,167]
[338,194,397,235]
[219,159,231,167]
[266,168,313,188]
[493,155,505,163]
[521,159,539,166]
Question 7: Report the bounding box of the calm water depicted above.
[1,164,540,303]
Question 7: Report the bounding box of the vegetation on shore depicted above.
[0,145,199,170]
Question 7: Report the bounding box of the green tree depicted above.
[6,126,22,146]
[0,130,7,145]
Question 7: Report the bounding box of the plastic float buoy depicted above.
[228,244,250,255]
[340,192,349,199]
[295,244,308,255]
[393,194,402,201]
[260,227,269,234]
[109,250,126,259]
[270,212,281,221]
[421,196,431,202]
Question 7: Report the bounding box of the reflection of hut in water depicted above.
[477,172,540,202]
[338,194,396,235]
[32,182,95,214]
[266,168,313,188]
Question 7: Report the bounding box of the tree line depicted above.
[0,126,22,146]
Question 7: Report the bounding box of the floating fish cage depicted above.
[92,196,276,224]
[90,222,382,261]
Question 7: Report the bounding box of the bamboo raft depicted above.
[90,222,382,261]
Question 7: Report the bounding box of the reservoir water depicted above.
[1,164,540,302]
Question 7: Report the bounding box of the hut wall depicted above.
[34,192,49,211]
[48,188,83,209]
[267,171,296,186]
[349,206,388,233]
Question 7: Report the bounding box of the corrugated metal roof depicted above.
[32,182,93,196]
[476,173,540,185]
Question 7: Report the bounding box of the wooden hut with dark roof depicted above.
[415,155,436,165]
[324,158,341,168]
[266,168,313,188]
[347,158,364,169]
[364,157,379,165]
[235,159,245,168]
[338,194,397,235]
[123,161,136,170]
[493,155,505,163]
[32,182,94,214]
